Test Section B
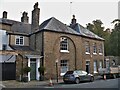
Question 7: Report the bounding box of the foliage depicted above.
[38,66,45,74]
[23,66,31,74]
[86,19,111,56]
[86,19,120,56]
[109,19,120,56]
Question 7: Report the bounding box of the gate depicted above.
[2,62,16,80]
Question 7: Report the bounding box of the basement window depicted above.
[15,36,24,45]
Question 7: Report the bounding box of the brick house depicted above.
[0,2,104,81]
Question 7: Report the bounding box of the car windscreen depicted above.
[65,71,74,74]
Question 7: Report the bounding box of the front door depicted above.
[86,61,90,73]
[30,59,36,80]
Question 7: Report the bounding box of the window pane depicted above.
[60,38,68,51]
[15,36,24,45]
[85,41,90,53]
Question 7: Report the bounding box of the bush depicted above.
[38,66,45,73]
[23,66,31,74]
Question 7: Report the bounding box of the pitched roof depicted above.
[39,17,80,35]
[39,17,104,40]
[0,18,31,35]
[70,23,104,40]
[10,45,34,51]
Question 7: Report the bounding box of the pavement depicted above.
[1,79,63,88]
[1,75,103,88]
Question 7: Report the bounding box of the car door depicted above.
[77,71,85,81]
[82,71,90,81]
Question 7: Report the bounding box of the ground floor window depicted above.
[60,60,68,76]
[86,61,90,73]
[94,61,97,73]
[99,61,103,69]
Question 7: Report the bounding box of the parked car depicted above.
[63,70,94,84]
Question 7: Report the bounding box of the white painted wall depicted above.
[0,29,12,50]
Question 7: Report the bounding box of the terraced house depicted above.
[0,2,104,81]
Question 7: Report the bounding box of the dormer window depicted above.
[15,36,24,45]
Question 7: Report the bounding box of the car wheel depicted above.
[75,78,80,84]
[90,77,94,82]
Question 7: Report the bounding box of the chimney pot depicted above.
[3,11,7,19]
[71,15,76,25]
[21,11,29,23]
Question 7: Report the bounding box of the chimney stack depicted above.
[31,2,40,32]
[21,11,29,23]
[71,15,76,25]
[3,11,7,19]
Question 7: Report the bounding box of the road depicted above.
[1,78,119,89]
[45,78,119,88]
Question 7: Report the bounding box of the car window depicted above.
[65,71,73,74]
[74,70,82,74]
[82,71,87,75]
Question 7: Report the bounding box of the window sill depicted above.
[93,53,97,55]
[85,52,90,55]
[94,71,98,74]
[99,53,103,55]
[60,50,69,53]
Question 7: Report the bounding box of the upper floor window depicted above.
[93,43,97,54]
[85,41,90,54]
[2,44,7,50]
[60,37,69,52]
[15,36,24,45]
[99,44,103,54]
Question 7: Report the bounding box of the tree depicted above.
[86,20,105,38]
[86,19,111,56]
[109,19,120,56]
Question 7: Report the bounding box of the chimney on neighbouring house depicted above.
[71,15,76,25]
[3,11,7,19]
[21,11,29,23]
[31,2,40,32]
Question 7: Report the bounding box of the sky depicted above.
[0,0,119,29]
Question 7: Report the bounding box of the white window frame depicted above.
[94,61,98,73]
[85,41,90,54]
[15,36,24,45]
[60,37,69,52]
[99,61,102,69]
[60,60,68,76]
[99,44,103,55]
[93,43,97,55]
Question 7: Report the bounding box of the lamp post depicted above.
[56,60,58,83]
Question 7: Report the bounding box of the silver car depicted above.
[63,70,94,84]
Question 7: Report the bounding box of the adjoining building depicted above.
[0,2,104,81]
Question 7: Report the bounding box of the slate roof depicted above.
[0,18,31,35]
[39,17,80,35]
[39,17,104,40]
[70,23,104,40]
[0,17,104,40]
[10,45,34,51]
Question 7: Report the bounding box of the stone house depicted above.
[0,2,104,81]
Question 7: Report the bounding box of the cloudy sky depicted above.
[0,0,119,29]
